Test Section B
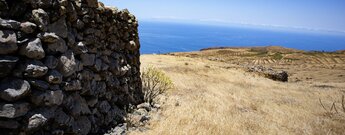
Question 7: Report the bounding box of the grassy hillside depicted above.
[132,54,345,135]
[169,46,345,83]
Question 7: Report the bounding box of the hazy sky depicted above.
[99,0,345,32]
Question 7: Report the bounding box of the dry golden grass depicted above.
[132,54,345,135]
[171,47,345,83]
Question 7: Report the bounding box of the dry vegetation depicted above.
[132,52,345,135]
[171,46,345,83]
[141,66,173,104]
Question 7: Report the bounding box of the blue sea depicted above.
[139,21,345,54]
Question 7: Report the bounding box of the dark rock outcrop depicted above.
[247,66,288,82]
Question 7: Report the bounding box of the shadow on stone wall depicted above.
[0,0,143,134]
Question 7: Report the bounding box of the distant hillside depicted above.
[200,46,303,53]
[250,46,303,53]
[169,45,345,83]
[336,50,345,54]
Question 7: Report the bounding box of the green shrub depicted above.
[141,66,173,104]
[271,52,283,60]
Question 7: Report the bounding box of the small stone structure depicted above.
[0,0,143,134]
[247,66,288,82]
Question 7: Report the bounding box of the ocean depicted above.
[138,21,345,54]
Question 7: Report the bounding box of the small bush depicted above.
[271,52,283,60]
[141,66,173,104]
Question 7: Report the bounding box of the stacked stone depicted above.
[0,0,143,134]
[247,66,288,82]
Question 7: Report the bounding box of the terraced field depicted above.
[169,46,345,83]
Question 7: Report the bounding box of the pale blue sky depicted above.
[99,0,345,32]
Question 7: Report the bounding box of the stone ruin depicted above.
[247,65,288,82]
[0,0,143,134]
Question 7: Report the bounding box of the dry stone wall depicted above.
[0,0,143,134]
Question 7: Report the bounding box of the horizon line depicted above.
[138,17,345,36]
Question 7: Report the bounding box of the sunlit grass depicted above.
[132,54,345,135]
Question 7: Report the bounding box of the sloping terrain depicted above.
[170,46,345,83]
[132,54,345,135]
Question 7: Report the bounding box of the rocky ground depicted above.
[106,102,163,135]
